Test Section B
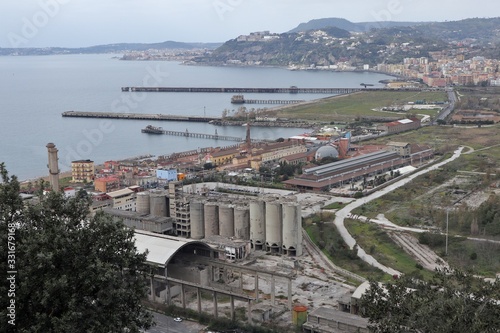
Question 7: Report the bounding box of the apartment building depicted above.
[71,159,95,183]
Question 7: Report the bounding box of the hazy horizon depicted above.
[1,1,499,48]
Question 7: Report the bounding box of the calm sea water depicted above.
[0,54,392,181]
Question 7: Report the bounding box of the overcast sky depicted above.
[1,0,498,48]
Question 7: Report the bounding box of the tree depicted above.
[0,164,154,333]
[360,268,500,333]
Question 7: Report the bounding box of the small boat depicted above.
[141,125,164,134]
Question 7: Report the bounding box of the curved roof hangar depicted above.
[134,230,212,267]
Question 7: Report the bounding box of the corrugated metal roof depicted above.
[107,188,134,198]
[133,230,210,266]
[134,231,191,266]
[304,150,396,176]
[398,118,413,124]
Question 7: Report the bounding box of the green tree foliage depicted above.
[0,164,154,333]
[475,194,500,236]
[360,268,500,333]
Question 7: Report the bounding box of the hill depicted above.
[288,17,428,33]
[192,17,500,68]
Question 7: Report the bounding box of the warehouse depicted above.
[284,150,406,192]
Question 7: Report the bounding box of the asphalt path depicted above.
[145,312,205,333]
[434,87,457,123]
[334,146,464,276]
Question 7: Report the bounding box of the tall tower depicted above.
[46,143,60,192]
[245,122,251,152]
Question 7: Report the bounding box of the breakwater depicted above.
[62,111,218,123]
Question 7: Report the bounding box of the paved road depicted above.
[434,87,457,123]
[146,312,205,333]
[334,146,464,276]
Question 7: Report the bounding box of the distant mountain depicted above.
[0,41,222,56]
[288,17,429,33]
[79,41,223,53]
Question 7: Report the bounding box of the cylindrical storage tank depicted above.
[149,191,167,217]
[219,204,235,238]
[292,305,308,326]
[265,200,282,253]
[136,192,150,215]
[190,199,205,239]
[282,202,303,256]
[203,201,219,236]
[249,199,266,250]
[234,205,250,240]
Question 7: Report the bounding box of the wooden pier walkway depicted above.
[142,126,264,143]
[62,111,218,123]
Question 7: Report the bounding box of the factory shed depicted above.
[134,230,215,303]
[284,150,406,191]
[134,230,213,268]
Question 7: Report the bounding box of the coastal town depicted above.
[121,27,500,88]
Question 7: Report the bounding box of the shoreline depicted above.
[182,61,403,79]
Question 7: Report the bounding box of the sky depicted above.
[1,0,499,48]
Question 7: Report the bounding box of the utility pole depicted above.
[445,210,449,256]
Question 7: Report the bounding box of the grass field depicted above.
[305,223,389,281]
[370,123,500,152]
[296,88,500,279]
[345,220,434,279]
[274,90,448,122]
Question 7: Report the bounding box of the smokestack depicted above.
[46,143,60,192]
[246,122,251,151]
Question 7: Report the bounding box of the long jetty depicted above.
[121,86,368,94]
[142,126,264,143]
[235,99,306,105]
[62,111,218,123]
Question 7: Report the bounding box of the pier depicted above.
[121,86,368,94]
[142,126,265,143]
[230,95,305,104]
[62,111,219,123]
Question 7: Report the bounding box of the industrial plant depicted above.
[42,138,409,332]
[99,182,316,327]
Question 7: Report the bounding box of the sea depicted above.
[0,54,393,181]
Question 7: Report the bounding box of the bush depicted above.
[418,232,445,247]
[353,191,364,198]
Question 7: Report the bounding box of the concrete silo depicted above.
[150,190,168,217]
[190,198,205,239]
[136,191,151,215]
[282,202,303,256]
[234,204,250,240]
[219,204,235,238]
[249,199,266,250]
[203,201,219,236]
[265,199,282,253]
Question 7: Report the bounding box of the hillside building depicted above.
[71,159,95,183]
